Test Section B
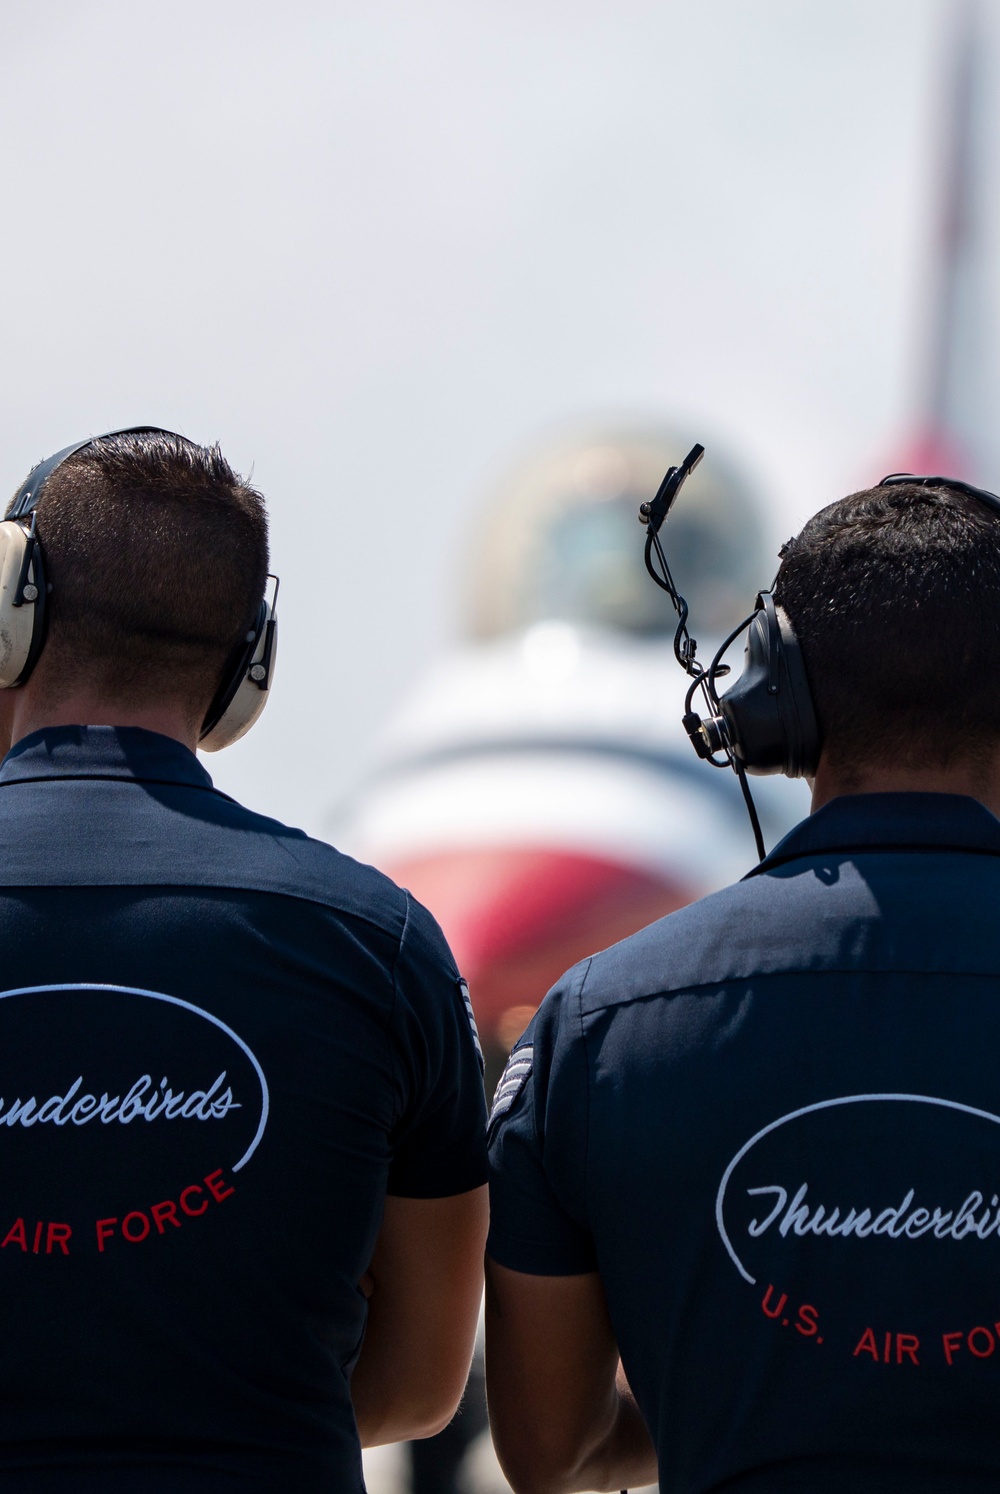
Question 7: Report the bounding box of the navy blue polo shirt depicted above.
[0,726,487,1491]
[489,792,1000,1492]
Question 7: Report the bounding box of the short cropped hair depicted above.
[9,431,268,717]
[773,483,1000,774]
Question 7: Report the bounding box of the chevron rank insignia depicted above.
[458,978,484,1073]
[490,1044,534,1128]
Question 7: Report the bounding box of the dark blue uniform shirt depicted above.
[488,792,1000,1492]
[0,726,487,1491]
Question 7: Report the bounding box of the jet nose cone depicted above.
[384,845,690,1048]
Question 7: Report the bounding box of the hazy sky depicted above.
[0,0,979,832]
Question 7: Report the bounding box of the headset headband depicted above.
[9,427,179,519]
[878,472,1000,520]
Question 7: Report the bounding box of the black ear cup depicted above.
[720,476,1000,780]
[718,592,821,778]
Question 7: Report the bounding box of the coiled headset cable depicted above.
[638,444,766,861]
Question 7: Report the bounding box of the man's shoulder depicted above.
[131,786,423,942]
[568,842,956,1015]
[572,836,1000,1013]
[222,800,415,936]
[574,872,782,1012]
[0,766,416,942]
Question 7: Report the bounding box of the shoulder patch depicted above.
[458,978,484,1073]
[489,1044,534,1128]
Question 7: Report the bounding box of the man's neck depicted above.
[811,758,1000,819]
[0,689,200,756]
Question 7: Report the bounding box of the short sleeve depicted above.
[386,892,488,1197]
[487,970,597,1275]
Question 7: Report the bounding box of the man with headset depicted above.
[487,472,1000,1493]
[0,428,488,1490]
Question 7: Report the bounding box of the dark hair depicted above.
[773,483,1000,775]
[10,431,269,718]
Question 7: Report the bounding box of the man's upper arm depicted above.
[486,988,595,1276]
[486,1259,622,1493]
[353,1187,489,1446]
[486,1012,606,1486]
[486,983,656,1493]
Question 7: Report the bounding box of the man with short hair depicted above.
[486,481,1000,1493]
[0,429,488,1491]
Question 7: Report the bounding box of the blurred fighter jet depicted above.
[335,424,803,1078]
[338,0,998,1067]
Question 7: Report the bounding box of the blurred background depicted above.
[3,0,992,839]
[1,0,996,1488]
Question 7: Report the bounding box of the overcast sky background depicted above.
[0,0,989,833]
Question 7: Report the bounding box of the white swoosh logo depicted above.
[716,1093,1000,1285]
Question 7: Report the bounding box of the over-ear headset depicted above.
[639,449,1000,858]
[2,426,278,752]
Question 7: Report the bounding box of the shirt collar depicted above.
[748,791,1000,877]
[0,725,216,791]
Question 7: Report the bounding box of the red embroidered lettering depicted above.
[761,1285,787,1319]
[151,1200,180,1234]
[45,1222,71,1256]
[1,1219,27,1252]
[896,1333,919,1365]
[204,1168,234,1203]
[96,1218,117,1252]
[795,1304,819,1338]
[121,1211,150,1243]
[968,1326,995,1359]
[853,1328,879,1361]
[180,1185,208,1217]
[943,1331,964,1365]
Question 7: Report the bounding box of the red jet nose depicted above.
[383,845,692,1047]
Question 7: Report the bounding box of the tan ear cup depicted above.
[0,521,42,689]
[198,604,278,753]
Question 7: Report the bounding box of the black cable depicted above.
[644,529,672,594]
[735,759,766,862]
[646,530,703,681]
[640,448,768,862]
[706,614,769,861]
[706,612,756,695]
